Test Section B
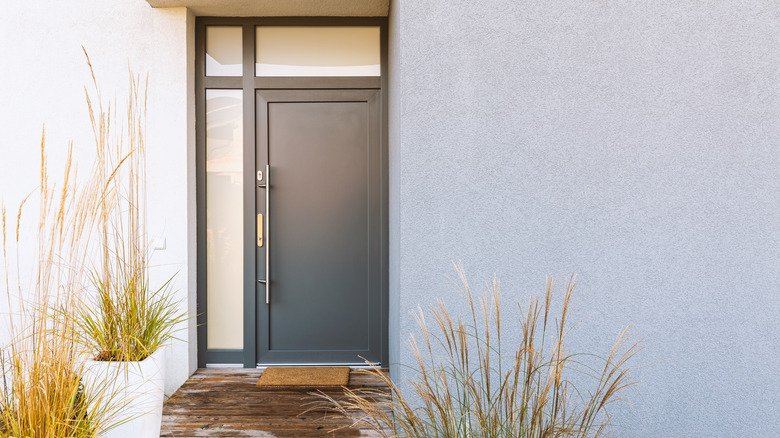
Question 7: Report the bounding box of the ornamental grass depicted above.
[0,49,182,437]
[323,266,642,437]
[74,49,185,364]
[0,131,121,437]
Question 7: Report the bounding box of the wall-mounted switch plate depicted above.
[153,238,167,251]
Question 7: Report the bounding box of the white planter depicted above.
[84,347,166,438]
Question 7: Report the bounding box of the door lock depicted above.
[257,170,263,182]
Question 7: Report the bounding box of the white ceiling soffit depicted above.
[145,0,389,16]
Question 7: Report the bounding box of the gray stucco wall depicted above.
[389,1,780,436]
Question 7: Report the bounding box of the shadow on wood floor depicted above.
[161,368,390,437]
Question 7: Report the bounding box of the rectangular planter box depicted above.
[84,347,167,438]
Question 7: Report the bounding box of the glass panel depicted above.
[206,26,243,76]
[206,89,243,350]
[256,26,380,76]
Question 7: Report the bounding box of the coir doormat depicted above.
[256,366,350,387]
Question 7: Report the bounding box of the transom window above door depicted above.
[205,25,381,77]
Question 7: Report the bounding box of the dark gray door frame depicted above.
[195,17,388,368]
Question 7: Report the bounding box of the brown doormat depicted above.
[256,366,350,387]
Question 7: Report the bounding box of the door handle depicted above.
[265,164,271,304]
[265,165,270,303]
[258,164,270,304]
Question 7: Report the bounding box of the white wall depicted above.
[389,1,780,436]
[0,1,195,395]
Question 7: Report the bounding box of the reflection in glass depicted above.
[206,26,243,76]
[206,89,243,350]
[256,26,380,76]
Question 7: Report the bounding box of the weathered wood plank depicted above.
[161,368,392,437]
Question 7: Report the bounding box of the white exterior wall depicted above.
[389,1,780,436]
[0,1,195,395]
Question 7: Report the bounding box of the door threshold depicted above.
[256,362,380,368]
[205,363,244,369]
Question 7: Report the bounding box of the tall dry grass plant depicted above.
[0,131,123,436]
[0,49,179,436]
[324,266,642,437]
[75,49,185,363]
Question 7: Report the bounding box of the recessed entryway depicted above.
[196,17,388,368]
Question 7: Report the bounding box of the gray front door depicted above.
[256,89,382,365]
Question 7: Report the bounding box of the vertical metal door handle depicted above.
[265,164,270,304]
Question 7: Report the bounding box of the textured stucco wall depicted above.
[387,0,402,385]
[0,1,196,395]
[389,1,780,436]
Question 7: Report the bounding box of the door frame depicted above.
[195,17,389,368]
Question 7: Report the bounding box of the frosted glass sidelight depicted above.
[206,26,243,76]
[206,89,244,350]
[256,26,380,76]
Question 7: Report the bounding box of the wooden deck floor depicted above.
[161,368,390,437]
